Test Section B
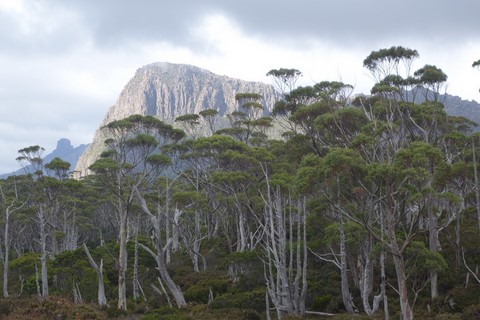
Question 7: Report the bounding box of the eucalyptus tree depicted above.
[260,149,308,319]
[414,64,447,103]
[0,175,29,298]
[89,114,184,310]
[175,135,262,252]
[199,109,219,135]
[296,150,365,314]
[281,81,355,156]
[172,190,208,272]
[266,68,302,96]
[363,46,419,96]
[175,113,200,139]
[218,93,270,145]
[15,146,72,299]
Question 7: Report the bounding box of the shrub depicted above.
[184,278,230,303]
[141,306,188,320]
[209,288,265,312]
[310,294,332,312]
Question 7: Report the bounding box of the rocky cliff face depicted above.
[74,62,280,176]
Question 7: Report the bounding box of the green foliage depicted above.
[310,294,332,312]
[199,109,218,117]
[175,113,200,123]
[184,278,230,303]
[266,68,301,80]
[141,306,189,320]
[363,46,419,71]
[209,289,265,312]
[414,64,448,84]
[89,157,119,172]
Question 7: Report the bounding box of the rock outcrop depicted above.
[74,62,280,176]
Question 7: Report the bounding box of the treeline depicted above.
[1,46,480,320]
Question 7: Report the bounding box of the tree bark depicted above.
[117,202,128,310]
[38,207,49,298]
[83,243,107,306]
[3,209,10,298]
[473,140,480,231]
[338,211,355,314]
[139,242,186,308]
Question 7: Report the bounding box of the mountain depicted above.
[73,62,280,177]
[405,89,480,127]
[442,94,480,127]
[74,62,480,177]
[0,138,89,179]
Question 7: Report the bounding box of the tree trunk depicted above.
[83,243,107,306]
[133,225,140,300]
[38,208,49,298]
[428,195,439,299]
[3,210,10,298]
[338,211,355,313]
[139,242,186,308]
[117,206,128,310]
[392,251,412,320]
[172,207,181,252]
[473,140,480,231]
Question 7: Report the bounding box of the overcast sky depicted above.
[1,0,479,173]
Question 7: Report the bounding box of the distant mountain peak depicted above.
[55,138,74,153]
[74,62,280,177]
[0,139,89,179]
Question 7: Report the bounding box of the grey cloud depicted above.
[47,0,480,50]
[48,0,216,48]
[1,0,479,174]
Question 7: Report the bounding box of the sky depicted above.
[0,0,480,173]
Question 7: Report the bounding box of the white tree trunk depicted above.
[133,225,140,300]
[261,166,307,317]
[117,205,128,310]
[136,189,186,308]
[3,210,10,298]
[38,208,49,298]
[83,243,107,306]
[338,212,355,314]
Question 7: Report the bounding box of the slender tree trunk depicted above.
[455,197,465,269]
[139,240,186,308]
[473,140,480,231]
[117,205,128,310]
[392,250,412,320]
[3,211,10,298]
[164,179,171,264]
[236,206,246,252]
[38,208,48,298]
[428,194,439,299]
[83,243,107,306]
[192,208,201,272]
[172,207,181,252]
[133,225,140,301]
[136,190,186,308]
[380,248,389,320]
[338,210,355,313]
[388,206,412,320]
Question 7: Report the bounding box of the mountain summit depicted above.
[0,139,88,179]
[74,62,280,176]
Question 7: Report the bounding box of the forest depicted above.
[0,46,480,320]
